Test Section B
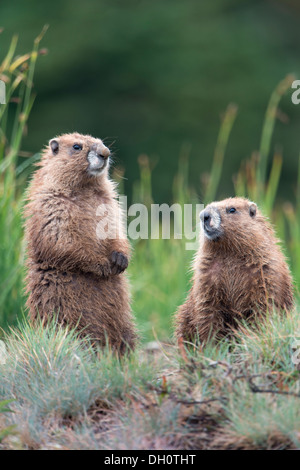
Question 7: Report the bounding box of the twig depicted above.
[234,373,300,398]
[171,395,227,406]
[247,376,300,398]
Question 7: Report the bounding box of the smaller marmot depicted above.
[175,197,294,344]
[24,133,137,353]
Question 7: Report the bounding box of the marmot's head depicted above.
[199,197,272,252]
[39,133,111,189]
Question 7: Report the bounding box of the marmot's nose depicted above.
[200,210,211,224]
[98,149,110,160]
[91,144,110,160]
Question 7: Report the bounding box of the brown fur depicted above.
[24,132,137,352]
[175,197,294,344]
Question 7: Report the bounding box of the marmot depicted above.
[175,197,294,344]
[24,133,137,353]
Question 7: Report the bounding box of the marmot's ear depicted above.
[249,203,257,217]
[49,139,59,155]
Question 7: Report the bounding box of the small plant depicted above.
[0,399,15,443]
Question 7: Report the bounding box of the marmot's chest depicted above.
[70,193,114,225]
[200,258,264,301]
[44,193,116,243]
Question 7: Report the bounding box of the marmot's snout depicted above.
[200,206,222,240]
[87,143,110,176]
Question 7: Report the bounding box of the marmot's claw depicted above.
[110,251,128,274]
[98,262,112,278]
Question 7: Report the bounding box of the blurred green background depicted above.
[1,0,300,203]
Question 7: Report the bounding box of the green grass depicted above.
[0,27,47,329]
[0,33,300,449]
[0,318,164,449]
[129,238,192,342]
[0,311,299,450]
[0,399,15,443]
[0,318,160,416]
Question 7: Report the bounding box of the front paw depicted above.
[97,261,112,278]
[110,251,128,275]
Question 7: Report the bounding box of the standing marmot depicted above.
[175,197,294,344]
[24,133,137,352]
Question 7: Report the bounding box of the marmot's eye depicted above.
[73,144,82,151]
[228,207,236,214]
